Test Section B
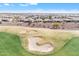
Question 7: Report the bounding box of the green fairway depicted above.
[53,37,79,56]
[0,32,79,56]
[0,32,33,56]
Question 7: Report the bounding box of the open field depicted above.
[0,26,78,55]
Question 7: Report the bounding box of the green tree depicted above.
[52,22,62,29]
[48,15,52,19]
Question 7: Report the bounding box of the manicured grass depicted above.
[0,32,79,56]
[0,32,32,56]
[0,26,77,56]
[53,37,79,56]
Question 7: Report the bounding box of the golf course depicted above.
[0,26,79,56]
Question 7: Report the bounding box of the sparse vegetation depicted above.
[52,22,62,29]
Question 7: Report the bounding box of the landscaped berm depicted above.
[0,26,79,56]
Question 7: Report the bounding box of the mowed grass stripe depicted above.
[53,37,79,56]
[0,32,79,56]
[0,34,9,55]
[0,32,32,56]
[0,32,20,55]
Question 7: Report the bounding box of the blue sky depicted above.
[0,3,79,13]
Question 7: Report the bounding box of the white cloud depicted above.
[19,4,29,6]
[19,3,38,6]
[18,3,38,7]
[2,3,38,7]
[0,0,38,3]
[29,3,38,5]
[0,0,78,3]
[20,9,79,13]
[0,9,79,13]
[4,3,10,6]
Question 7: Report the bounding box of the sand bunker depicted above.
[28,36,54,53]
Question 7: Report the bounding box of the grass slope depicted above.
[0,32,32,56]
[0,32,79,56]
[53,37,79,56]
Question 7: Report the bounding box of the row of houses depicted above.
[0,14,79,29]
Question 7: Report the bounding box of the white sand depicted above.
[28,36,54,53]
